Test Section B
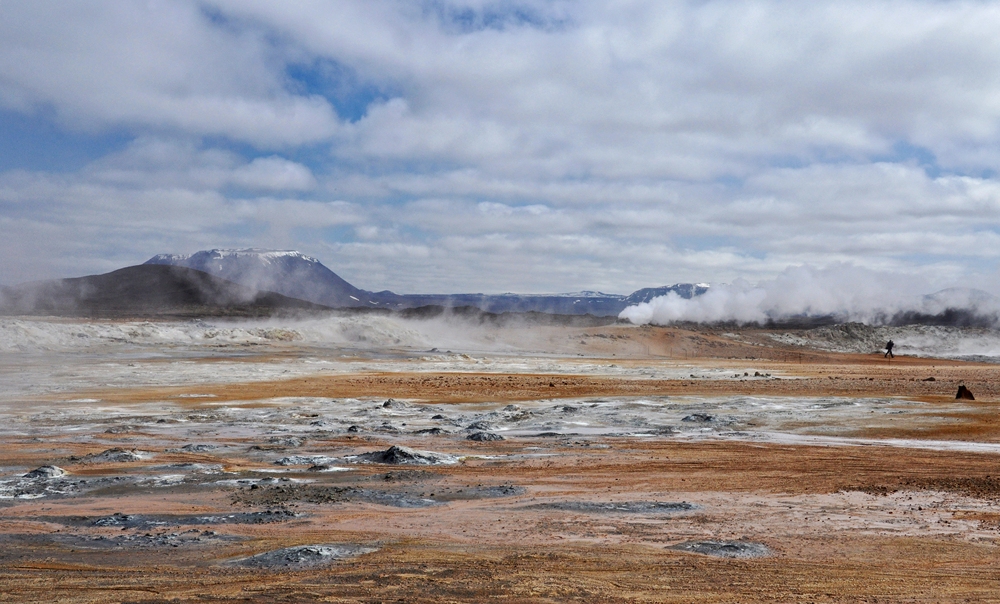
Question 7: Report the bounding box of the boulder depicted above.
[956,385,975,400]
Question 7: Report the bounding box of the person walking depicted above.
[884,340,894,358]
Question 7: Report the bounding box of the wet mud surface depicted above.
[230,543,378,569]
[4,320,1000,601]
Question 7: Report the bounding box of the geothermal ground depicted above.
[3,315,1000,602]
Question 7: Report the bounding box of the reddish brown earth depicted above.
[3,323,1000,602]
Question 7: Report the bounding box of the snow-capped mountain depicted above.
[146,249,370,308]
[144,248,710,316]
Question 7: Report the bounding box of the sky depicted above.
[1,0,1000,296]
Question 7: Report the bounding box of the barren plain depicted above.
[3,315,1000,602]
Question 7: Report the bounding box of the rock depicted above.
[956,385,975,400]
[466,420,495,431]
[923,377,936,382]
[23,465,67,479]
[682,413,714,423]
[467,431,505,442]
[356,445,457,465]
[414,427,447,435]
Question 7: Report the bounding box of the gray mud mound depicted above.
[467,431,504,441]
[466,420,496,431]
[80,448,150,463]
[275,455,339,466]
[233,544,377,569]
[355,445,456,465]
[668,540,771,558]
[381,398,410,409]
[527,501,697,514]
[682,413,715,423]
[180,444,218,452]
[23,465,67,479]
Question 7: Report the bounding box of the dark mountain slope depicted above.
[0,265,327,317]
[146,250,370,308]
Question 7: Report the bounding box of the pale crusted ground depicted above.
[2,321,1000,602]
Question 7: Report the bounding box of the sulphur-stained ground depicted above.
[2,317,1000,602]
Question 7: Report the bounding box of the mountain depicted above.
[623,283,711,305]
[146,249,371,308]
[0,264,328,317]
[146,248,710,316]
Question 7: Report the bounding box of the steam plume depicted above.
[619,265,1000,326]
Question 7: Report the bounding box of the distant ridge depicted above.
[0,264,328,317]
[146,248,709,316]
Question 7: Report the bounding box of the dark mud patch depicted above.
[52,529,239,550]
[413,427,449,435]
[54,509,299,530]
[377,470,439,483]
[843,476,1000,500]
[233,483,524,508]
[525,501,697,514]
[668,540,771,558]
[230,543,377,570]
[178,444,218,452]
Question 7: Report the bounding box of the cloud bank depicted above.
[1,1,1000,294]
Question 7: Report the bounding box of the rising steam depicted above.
[619,265,1000,326]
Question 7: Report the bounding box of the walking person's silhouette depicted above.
[884,340,894,358]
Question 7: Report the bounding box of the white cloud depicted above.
[0,2,341,146]
[3,1,1000,295]
[231,157,317,192]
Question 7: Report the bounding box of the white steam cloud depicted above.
[620,265,1000,326]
